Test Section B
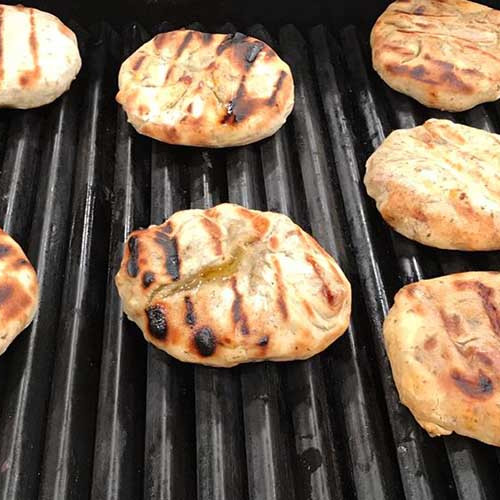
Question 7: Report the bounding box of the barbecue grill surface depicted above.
[0,18,499,500]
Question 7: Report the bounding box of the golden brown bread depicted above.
[115,204,351,367]
[371,0,500,111]
[384,272,500,446]
[116,30,294,147]
[0,228,39,355]
[364,119,500,251]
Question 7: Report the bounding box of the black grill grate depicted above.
[0,21,499,500]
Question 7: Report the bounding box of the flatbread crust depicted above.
[0,229,39,355]
[115,203,351,367]
[0,4,81,109]
[384,272,500,446]
[116,30,294,147]
[371,0,500,111]
[365,119,500,251]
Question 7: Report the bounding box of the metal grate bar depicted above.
[91,23,150,500]
[0,71,82,500]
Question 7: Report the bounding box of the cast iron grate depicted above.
[0,20,499,500]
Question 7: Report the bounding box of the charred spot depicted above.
[221,76,258,124]
[187,103,193,113]
[132,55,146,71]
[451,370,493,399]
[0,244,10,256]
[154,231,180,281]
[216,32,248,55]
[257,336,269,346]
[184,296,196,326]
[268,70,287,106]
[127,236,140,278]
[459,192,466,200]
[142,271,155,288]
[179,74,192,85]
[176,31,194,58]
[414,5,425,14]
[0,284,13,305]
[201,32,213,45]
[245,42,264,67]
[232,278,250,335]
[146,305,168,340]
[163,221,174,235]
[439,70,472,93]
[194,327,217,356]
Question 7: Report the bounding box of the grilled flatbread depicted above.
[115,203,351,367]
[116,30,294,147]
[365,119,500,251]
[371,0,500,111]
[0,4,81,109]
[0,229,39,355]
[385,272,500,446]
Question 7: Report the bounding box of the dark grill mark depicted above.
[164,66,174,84]
[201,217,222,255]
[179,74,192,85]
[257,336,269,346]
[306,255,336,306]
[245,42,264,67]
[154,33,169,50]
[476,283,500,336]
[146,305,168,340]
[268,71,287,106]
[154,231,180,281]
[19,9,40,87]
[127,236,140,278]
[231,277,249,335]
[438,310,463,338]
[451,370,493,399]
[142,271,155,288]
[163,221,174,235]
[201,32,213,45]
[386,63,438,85]
[176,31,194,58]
[476,352,493,366]
[132,55,146,71]
[0,244,10,256]
[185,296,196,326]
[216,32,247,55]
[194,327,217,356]
[273,258,288,320]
